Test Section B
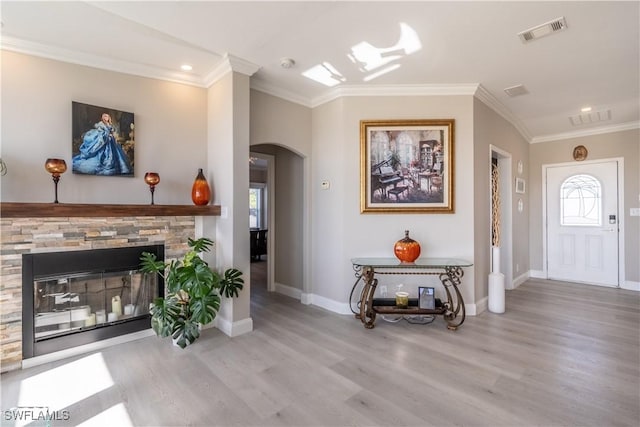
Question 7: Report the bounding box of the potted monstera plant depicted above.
[139,237,244,348]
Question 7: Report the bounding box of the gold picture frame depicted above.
[360,119,455,214]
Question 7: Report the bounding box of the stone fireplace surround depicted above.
[0,202,220,373]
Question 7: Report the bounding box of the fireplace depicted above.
[22,245,164,358]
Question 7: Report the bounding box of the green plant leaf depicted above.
[139,252,167,276]
[190,293,220,325]
[171,318,201,349]
[188,237,214,254]
[220,268,244,298]
[149,296,180,338]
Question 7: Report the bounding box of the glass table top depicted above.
[351,257,473,268]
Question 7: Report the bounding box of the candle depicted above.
[107,312,118,322]
[96,310,106,324]
[85,313,96,327]
[111,296,122,316]
[395,291,409,309]
[124,304,135,316]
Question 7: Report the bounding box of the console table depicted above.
[350,258,472,330]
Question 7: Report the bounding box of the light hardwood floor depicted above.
[1,265,639,427]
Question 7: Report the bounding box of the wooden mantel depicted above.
[0,202,221,218]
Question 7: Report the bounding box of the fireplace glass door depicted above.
[34,270,154,341]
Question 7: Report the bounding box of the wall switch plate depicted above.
[221,206,228,218]
[630,208,640,217]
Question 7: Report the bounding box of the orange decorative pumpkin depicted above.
[394,230,421,263]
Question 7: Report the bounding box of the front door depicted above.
[546,161,619,287]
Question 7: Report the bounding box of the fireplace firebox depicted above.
[22,245,164,358]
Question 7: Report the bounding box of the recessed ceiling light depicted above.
[180,64,193,71]
[581,107,592,113]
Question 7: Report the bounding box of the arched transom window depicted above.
[560,174,601,226]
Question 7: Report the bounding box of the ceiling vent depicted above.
[504,84,529,97]
[569,109,612,126]
[518,17,567,43]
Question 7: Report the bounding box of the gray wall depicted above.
[529,129,640,283]
[1,51,208,205]
[249,144,305,291]
[250,90,312,292]
[473,99,531,296]
[310,95,478,309]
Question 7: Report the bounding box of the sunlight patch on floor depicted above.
[17,352,114,421]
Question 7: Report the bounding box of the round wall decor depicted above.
[573,145,588,161]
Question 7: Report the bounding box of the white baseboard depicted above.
[215,316,253,337]
[22,329,155,369]
[529,270,546,279]
[282,286,488,317]
[275,282,303,300]
[300,292,312,305]
[513,272,529,288]
[471,297,488,315]
[279,287,353,315]
[299,293,352,315]
[622,280,640,291]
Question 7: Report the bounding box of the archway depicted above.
[250,143,307,305]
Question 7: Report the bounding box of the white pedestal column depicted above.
[488,246,505,313]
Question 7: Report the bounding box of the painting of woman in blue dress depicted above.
[72,102,134,176]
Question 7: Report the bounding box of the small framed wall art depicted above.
[515,177,526,194]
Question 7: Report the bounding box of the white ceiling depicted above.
[2,1,638,143]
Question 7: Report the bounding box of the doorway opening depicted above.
[489,145,513,289]
[249,144,307,303]
[249,152,274,293]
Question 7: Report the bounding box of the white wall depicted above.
[311,95,477,308]
[1,51,208,204]
[207,71,252,328]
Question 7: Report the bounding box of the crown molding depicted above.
[5,35,634,144]
[250,82,483,110]
[0,35,207,87]
[530,121,640,144]
[250,80,314,108]
[310,83,481,108]
[203,53,260,87]
[474,84,532,142]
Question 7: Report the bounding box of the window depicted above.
[249,185,266,229]
[560,174,601,226]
